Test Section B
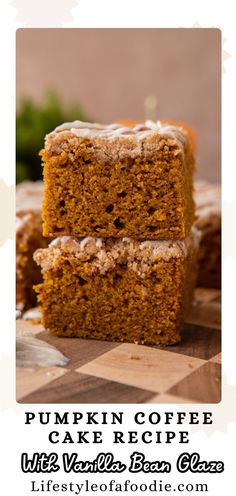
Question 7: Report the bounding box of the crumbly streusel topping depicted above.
[52,120,187,145]
[44,120,188,164]
[34,227,201,277]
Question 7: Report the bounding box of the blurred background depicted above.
[16,28,221,183]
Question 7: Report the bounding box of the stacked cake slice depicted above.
[16,180,48,310]
[34,121,200,345]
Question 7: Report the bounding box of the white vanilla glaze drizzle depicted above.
[49,119,187,146]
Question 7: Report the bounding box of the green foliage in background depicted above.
[16,90,89,183]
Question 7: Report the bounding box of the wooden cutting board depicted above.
[16,288,221,404]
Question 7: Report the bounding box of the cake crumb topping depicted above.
[34,227,201,277]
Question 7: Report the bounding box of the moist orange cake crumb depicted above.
[41,121,195,240]
[34,228,200,345]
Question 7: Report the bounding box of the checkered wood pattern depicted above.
[16,288,221,404]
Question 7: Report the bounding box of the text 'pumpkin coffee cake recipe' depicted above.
[33,120,201,345]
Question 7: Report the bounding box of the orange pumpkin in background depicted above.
[117,119,143,128]
[117,118,197,153]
